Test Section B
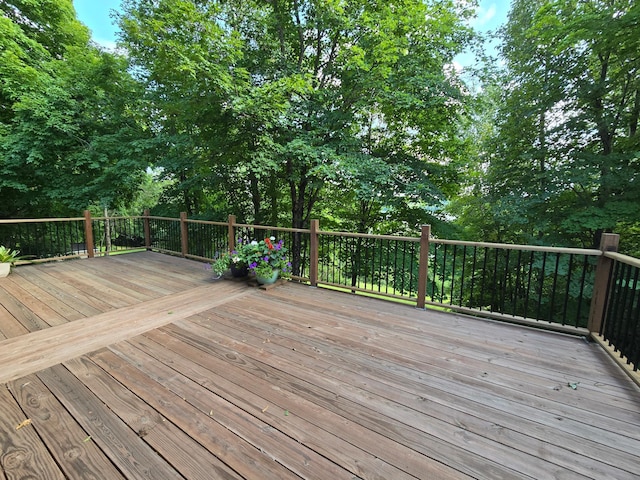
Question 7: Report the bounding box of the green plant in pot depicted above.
[0,246,22,277]
[207,250,246,279]
[238,237,291,285]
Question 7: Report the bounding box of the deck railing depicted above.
[596,252,640,373]
[0,212,637,374]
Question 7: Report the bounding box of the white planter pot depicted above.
[0,263,10,278]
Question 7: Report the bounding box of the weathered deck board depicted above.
[190,304,637,478]
[124,330,416,480]
[39,364,184,480]
[63,356,242,480]
[178,306,632,480]
[0,252,638,480]
[91,346,351,480]
[0,385,66,480]
[7,374,126,480]
[0,281,250,384]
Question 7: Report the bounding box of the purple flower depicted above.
[249,262,258,269]
[264,256,269,262]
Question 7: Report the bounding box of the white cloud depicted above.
[473,4,497,27]
[95,38,117,51]
[92,38,127,56]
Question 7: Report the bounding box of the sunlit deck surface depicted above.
[0,252,638,480]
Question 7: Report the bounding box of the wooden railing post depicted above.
[228,214,236,252]
[83,210,95,258]
[309,219,319,286]
[180,212,188,257]
[588,233,620,333]
[416,225,431,309]
[143,209,151,251]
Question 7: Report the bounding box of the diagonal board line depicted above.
[0,282,253,384]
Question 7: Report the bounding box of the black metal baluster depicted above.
[549,253,561,324]
[501,249,510,314]
[384,240,391,294]
[409,242,416,298]
[479,247,488,311]
[576,256,590,327]
[561,254,574,326]
[469,246,477,308]
[535,252,548,321]
[523,251,535,319]
[619,267,639,364]
[428,243,436,301]
[400,241,408,294]
[458,246,467,308]
[514,250,523,316]
[449,245,457,305]
[440,244,448,302]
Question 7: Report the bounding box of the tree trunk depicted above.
[249,172,262,224]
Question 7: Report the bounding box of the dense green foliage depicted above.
[116,0,475,237]
[0,0,151,217]
[1,0,639,256]
[455,0,640,253]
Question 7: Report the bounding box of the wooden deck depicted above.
[0,252,638,480]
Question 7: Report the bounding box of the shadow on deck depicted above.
[0,252,638,479]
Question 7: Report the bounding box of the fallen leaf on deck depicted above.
[262,405,269,413]
[16,419,31,430]
[83,436,92,442]
[284,410,289,416]
[567,382,579,390]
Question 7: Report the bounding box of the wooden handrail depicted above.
[0,217,84,223]
[433,238,602,256]
[232,222,311,234]
[604,251,640,269]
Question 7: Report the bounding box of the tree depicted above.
[0,0,151,217]
[118,0,476,274]
[462,0,640,250]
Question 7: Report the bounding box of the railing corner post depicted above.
[143,209,151,251]
[228,214,237,252]
[180,212,188,257]
[588,233,620,334]
[310,219,319,287]
[417,224,431,309]
[83,210,95,259]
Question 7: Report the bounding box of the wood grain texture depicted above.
[38,364,184,480]
[0,253,638,480]
[63,356,242,480]
[0,386,66,480]
[0,282,250,383]
[7,375,125,480]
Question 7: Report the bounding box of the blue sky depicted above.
[73,0,510,64]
